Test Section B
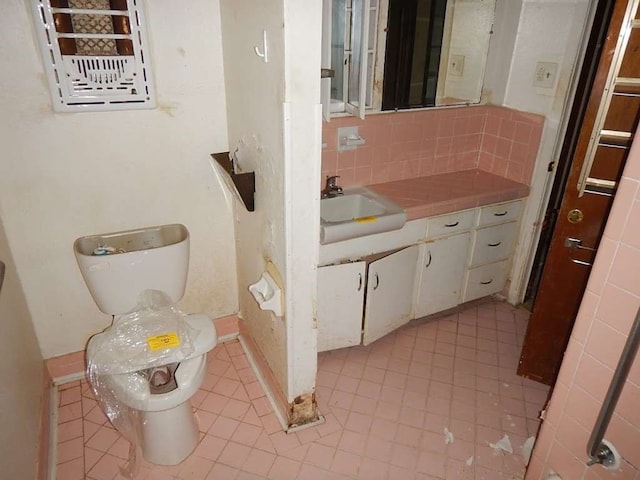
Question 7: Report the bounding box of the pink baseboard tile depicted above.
[214,314,239,339]
[46,350,85,381]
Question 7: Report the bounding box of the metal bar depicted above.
[0,261,4,295]
[51,8,129,16]
[57,33,131,40]
[587,305,640,467]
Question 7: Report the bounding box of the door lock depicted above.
[567,208,584,223]
[565,237,596,266]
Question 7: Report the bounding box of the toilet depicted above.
[74,224,217,466]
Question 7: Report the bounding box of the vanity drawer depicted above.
[469,221,518,267]
[477,200,523,227]
[463,260,508,302]
[426,209,475,239]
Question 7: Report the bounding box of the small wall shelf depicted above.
[211,152,256,212]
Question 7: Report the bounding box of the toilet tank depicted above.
[74,224,190,315]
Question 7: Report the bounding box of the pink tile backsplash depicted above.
[322,105,544,189]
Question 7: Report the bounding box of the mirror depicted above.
[434,0,496,107]
[325,0,496,115]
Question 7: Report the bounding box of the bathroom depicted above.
[1,0,640,479]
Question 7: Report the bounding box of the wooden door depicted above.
[518,0,640,385]
[362,245,420,345]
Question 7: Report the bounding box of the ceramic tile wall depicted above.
[525,127,640,480]
[321,105,544,189]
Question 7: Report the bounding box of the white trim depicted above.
[47,386,58,480]
[507,0,601,304]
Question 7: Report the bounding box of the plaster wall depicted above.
[220,0,290,404]
[0,0,235,358]
[0,217,44,478]
[220,0,321,406]
[483,0,592,303]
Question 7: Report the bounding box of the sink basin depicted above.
[320,186,407,244]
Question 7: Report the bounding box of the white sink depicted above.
[320,186,407,244]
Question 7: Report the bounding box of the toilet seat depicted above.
[90,312,217,412]
[108,354,207,411]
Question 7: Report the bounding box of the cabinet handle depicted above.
[480,279,493,285]
[373,273,379,290]
[357,273,363,291]
[425,250,432,268]
[444,221,459,227]
[493,211,508,217]
[488,241,502,247]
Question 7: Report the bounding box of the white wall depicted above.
[282,0,323,405]
[0,217,43,478]
[220,0,290,396]
[0,0,236,358]
[484,0,592,302]
[220,0,321,409]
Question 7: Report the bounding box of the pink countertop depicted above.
[368,169,529,221]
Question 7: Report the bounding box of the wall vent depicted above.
[31,0,156,112]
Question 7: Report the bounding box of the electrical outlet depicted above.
[450,55,465,76]
[534,61,559,88]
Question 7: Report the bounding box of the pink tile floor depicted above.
[54,299,549,479]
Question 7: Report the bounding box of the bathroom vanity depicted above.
[317,170,526,352]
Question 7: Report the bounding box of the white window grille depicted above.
[31,0,156,112]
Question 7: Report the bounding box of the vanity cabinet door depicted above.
[414,232,470,318]
[362,245,420,345]
[317,261,366,352]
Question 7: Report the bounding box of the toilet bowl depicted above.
[75,224,217,466]
[93,313,216,465]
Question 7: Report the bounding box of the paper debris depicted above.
[489,434,513,455]
[465,456,474,466]
[444,427,455,445]
[522,436,536,465]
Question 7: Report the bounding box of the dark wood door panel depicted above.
[604,94,640,132]
[618,28,640,76]
[589,145,628,182]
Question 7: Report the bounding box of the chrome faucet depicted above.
[321,175,343,199]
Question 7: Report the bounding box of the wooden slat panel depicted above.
[589,144,628,182]
[618,27,640,78]
[602,92,640,133]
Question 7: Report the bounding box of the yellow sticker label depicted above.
[147,332,180,351]
[355,216,378,223]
